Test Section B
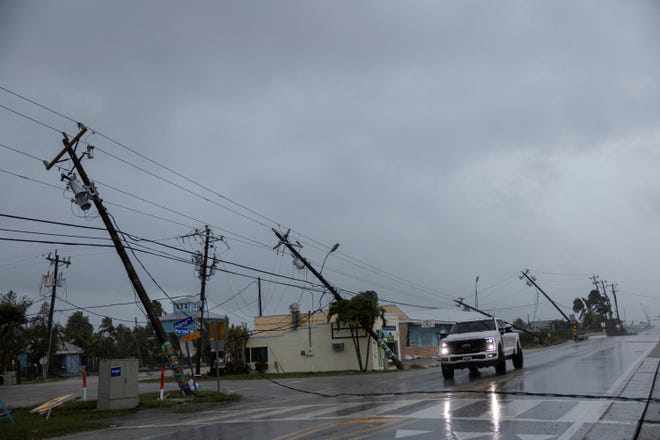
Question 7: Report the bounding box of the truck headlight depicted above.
[440,341,449,356]
[486,337,496,352]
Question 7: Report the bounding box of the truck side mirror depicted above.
[504,324,513,333]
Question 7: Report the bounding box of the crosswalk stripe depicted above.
[402,399,480,419]
[348,400,423,418]
[292,402,368,419]
[496,399,545,418]
[249,404,330,419]
[558,400,609,422]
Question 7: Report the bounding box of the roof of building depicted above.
[56,342,83,355]
[384,305,485,324]
[172,296,199,305]
[252,311,331,337]
[161,310,226,321]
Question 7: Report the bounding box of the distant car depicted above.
[439,317,523,379]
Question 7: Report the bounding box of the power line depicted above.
[0,92,458,305]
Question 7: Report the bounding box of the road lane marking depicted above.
[346,400,422,418]
[558,400,607,422]
[401,399,479,419]
[394,429,432,438]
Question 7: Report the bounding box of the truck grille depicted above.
[447,339,487,354]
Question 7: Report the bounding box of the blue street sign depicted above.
[111,366,121,377]
[174,316,194,329]
[175,328,192,336]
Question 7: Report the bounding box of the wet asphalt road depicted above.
[5,331,660,439]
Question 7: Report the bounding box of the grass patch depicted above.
[1,400,134,440]
[139,390,240,413]
[2,391,238,439]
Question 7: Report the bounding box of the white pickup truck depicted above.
[439,317,523,379]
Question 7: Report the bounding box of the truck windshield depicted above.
[450,320,496,334]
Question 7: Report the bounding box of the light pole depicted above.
[475,275,479,309]
[318,243,340,309]
[321,243,340,275]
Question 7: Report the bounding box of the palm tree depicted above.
[327,291,385,372]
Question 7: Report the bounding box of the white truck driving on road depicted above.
[439,317,523,380]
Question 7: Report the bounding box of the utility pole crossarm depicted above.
[272,228,404,370]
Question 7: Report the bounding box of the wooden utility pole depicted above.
[134,316,142,368]
[474,275,479,309]
[520,269,571,323]
[610,282,621,324]
[272,229,404,369]
[44,250,70,379]
[257,277,263,317]
[454,298,542,342]
[45,125,192,395]
[195,225,211,376]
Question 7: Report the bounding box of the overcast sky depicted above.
[1,1,660,327]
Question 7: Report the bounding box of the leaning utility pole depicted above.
[453,298,542,342]
[520,269,571,323]
[474,275,479,309]
[610,282,621,324]
[43,250,70,379]
[44,125,192,395]
[272,229,404,370]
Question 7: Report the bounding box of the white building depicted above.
[245,307,385,373]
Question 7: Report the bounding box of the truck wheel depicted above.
[513,344,524,369]
[442,365,454,380]
[495,346,507,375]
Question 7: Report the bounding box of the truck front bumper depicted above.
[439,351,499,369]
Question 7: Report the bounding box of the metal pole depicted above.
[258,277,263,317]
[272,229,403,369]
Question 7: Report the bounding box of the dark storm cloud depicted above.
[1,0,660,324]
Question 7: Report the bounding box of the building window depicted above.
[249,347,268,363]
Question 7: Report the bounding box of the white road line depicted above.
[401,399,479,419]
[289,402,367,419]
[558,400,608,422]
[347,399,422,418]
[497,399,545,418]
[248,404,329,420]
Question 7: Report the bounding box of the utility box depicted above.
[98,358,138,410]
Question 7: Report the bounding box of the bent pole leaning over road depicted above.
[44,125,193,396]
[272,228,404,370]
[454,298,543,343]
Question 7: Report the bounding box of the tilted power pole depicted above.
[610,282,621,325]
[44,125,192,395]
[272,229,404,370]
[43,250,70,379]
[453,298,542,342]
[520,269,571,323]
